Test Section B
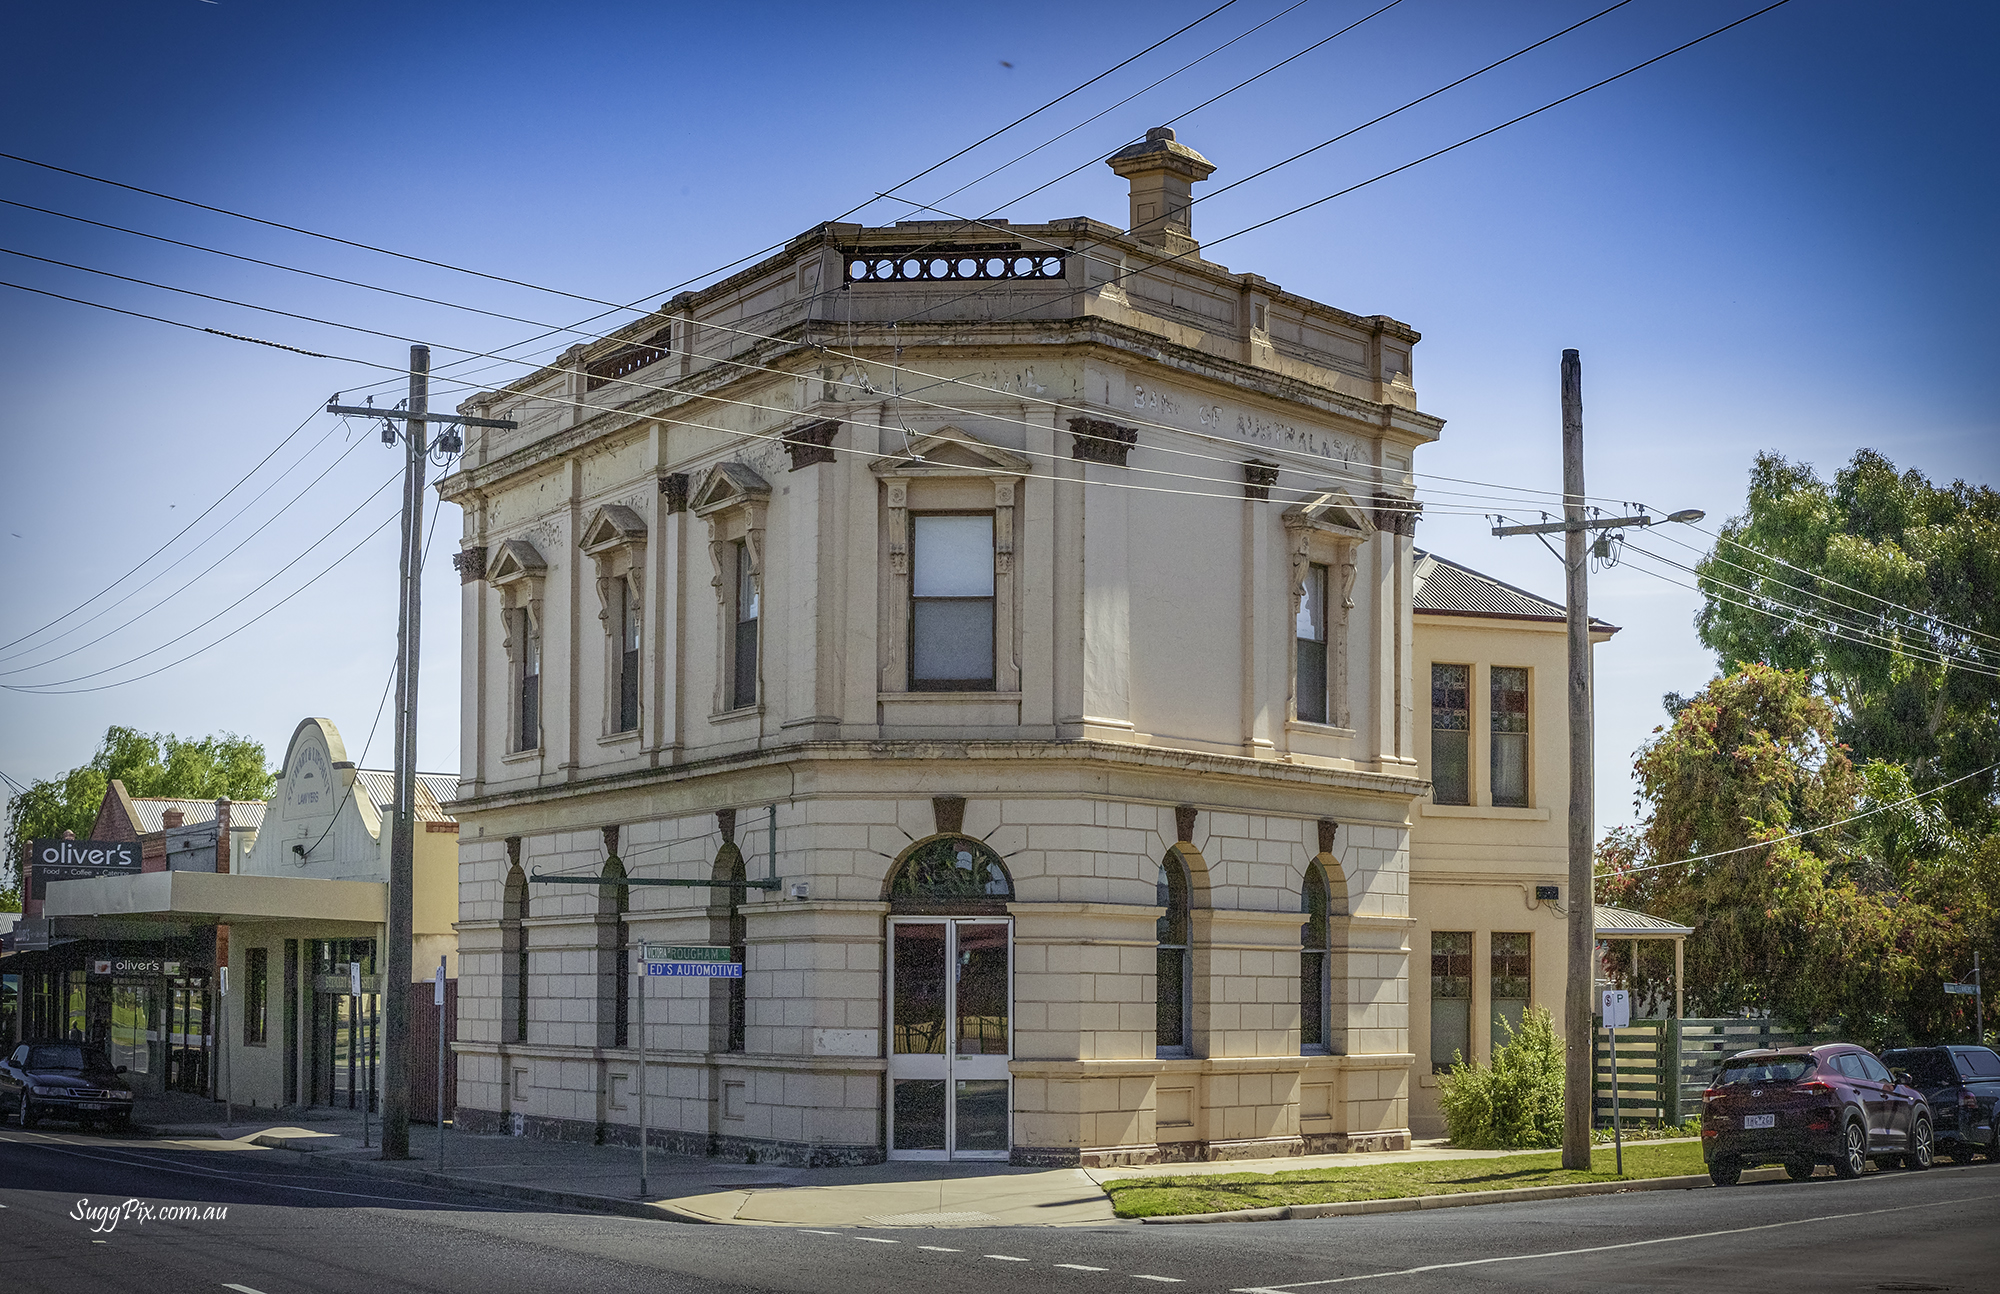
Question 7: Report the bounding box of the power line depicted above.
[1620,540,1996,675]
[1616,545,2000,680]
[0,402,325,656]
[0,421,367,670]
[1661,514,2000,653]
[1,463,406,692]
[908,0,1795,345]
[1599,761,2000,878]
[879,0,1636,327]
[1641,523,2000,656]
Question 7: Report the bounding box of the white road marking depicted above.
[1229,1189,2000,1291]
[1131,1278,1183,1284]
[222,1285,270,1294]
[801,1230,840,1235]
[918,1245,963,1252]
[852,1236,900,1244]
[1057,1264,1110,1272]
[985,1254,1030,1261]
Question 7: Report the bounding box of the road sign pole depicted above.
[1977,951,1984,1049]
[435,957,447,1173]
[638,957,649,1198]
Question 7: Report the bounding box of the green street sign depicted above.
[1944,983,1979,995]
[641,943,731,963]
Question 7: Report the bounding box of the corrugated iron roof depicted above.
[353,770,459,823]
[129,797,266,833]
[1413,550,1617,632]
[1595,904,1694,937]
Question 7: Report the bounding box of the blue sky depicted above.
[1,0,1993,830]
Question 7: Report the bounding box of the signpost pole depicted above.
[638,956,649,1199]
[435,957,447,1173]
[353,962,369,1150]
[1976,951,1984,1049]
[219,964,233,1128]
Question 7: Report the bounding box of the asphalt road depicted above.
[3,1126,1995,1294]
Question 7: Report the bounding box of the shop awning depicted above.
[41,870,386,926]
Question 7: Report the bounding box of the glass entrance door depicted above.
[888,918,1011,1160]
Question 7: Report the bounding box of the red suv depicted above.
[1702,1044,1933,1185]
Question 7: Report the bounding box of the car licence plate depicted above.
[1744,1114,1775,1129]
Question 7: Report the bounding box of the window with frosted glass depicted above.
[731,540,758,709]
[1430,664,1470,805]
[1296,563,1329,724]
[1491,666,1529,807]
[911,514,995,690]
[1431,930,1472,1072]
[1491,932,1531,1046]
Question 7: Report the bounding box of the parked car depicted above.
[0,1041,137,1130]
[1702,1044,1933,1185]
[1879,1044,2000,1163]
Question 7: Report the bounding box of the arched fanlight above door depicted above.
[888,836,1014,911]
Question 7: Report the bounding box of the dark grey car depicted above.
[0,1041,137,1129]
[1880,1045,2000,1162]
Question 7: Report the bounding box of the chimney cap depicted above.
[1107,126,1216,180]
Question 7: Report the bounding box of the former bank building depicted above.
[439,129,1592,1165]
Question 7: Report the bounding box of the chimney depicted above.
[162,809,184,829]
[1107,126,1216,255]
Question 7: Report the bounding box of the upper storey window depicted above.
[1431,663,1470,805]
[911,514,996,691]
[517,610,542,751]
[1490,666,1529,807]
[581,503,648,739]
[732,540,759,710]
[488,538,548,757]
[1296,563,1330,724]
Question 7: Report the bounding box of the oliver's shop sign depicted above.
[29,838,141,899]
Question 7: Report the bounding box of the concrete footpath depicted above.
[128,1095,1700,1229]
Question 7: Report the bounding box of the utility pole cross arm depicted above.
[326,402,518,429]
[1491,514,1654,537]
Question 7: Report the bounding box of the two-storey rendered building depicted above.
[441,130,1572,1166]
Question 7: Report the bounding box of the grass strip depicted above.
[1104,1141,1707,1218]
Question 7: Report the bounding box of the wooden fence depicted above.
[1593,1017,1820,1126]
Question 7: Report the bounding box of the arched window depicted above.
[888,836,1014,912]
[502,857,528,1044]
[713,842,747,1054]
[1301,863,1332,1055]
[601,856,630,1049]
[1156,850,1192,1057]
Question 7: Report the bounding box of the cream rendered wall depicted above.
[1407,610,1611,1136]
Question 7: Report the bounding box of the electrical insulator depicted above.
[438,427,463,455]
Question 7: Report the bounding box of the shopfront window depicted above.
[245,947,268,1046]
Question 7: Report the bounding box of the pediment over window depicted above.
[690,461,772,517]
[871,426,1031,480]
[1283,490,1373,539]
[580,504,647,556]
[487,538,548,586]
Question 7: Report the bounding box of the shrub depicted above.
[1436,1005,1566,1149]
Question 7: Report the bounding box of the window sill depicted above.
[710,704,762,725]
[500,747,543,765]
[596,730,641,747]
[1420,802,1550,822]
[1285,719,1357,739]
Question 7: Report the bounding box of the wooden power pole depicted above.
[1491,350,1703,1172]
[1559,349,1594,1171]
[328,355,514,1160]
